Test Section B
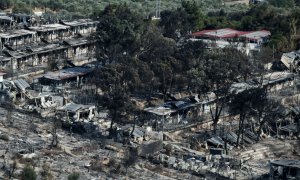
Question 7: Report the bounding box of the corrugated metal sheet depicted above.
[42,67,93,81]
[271,159,300,168]
[59,103,95,112]
[13,79,30,91]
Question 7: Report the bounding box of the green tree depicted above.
[107,93,137,137]
[12,2,32,14]
[136,24,178,97]
[268,0,295,8]
[229,85,285,146]
[93,4,144,66]
[160,0,204,40]
[203,48,250,132]
[250,97,284,142]
[177,40,206,71]
[89,66,121,94]
[268,33,289,53]
[178,40,207,92]
[138,25,176,62]
[0,0,12,10]
[229,87,258,147]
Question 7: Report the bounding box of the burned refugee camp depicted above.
[0,0,300,179]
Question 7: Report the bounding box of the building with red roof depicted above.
[191,28,270,43]
[190,28,271,54]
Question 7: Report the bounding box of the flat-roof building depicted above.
[191,28,270,43]
[0,17,99,76]
[27,24,71,43]
[60,19,99,36]
[0,29,36,50]
[38,67,94,87]
[190,28,271,54]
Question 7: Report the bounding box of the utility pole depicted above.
[0,41,2,67]
[30,0,32,26]
[145,0,149,19]
[155,0,161,19]
[155,0,158,18]
[0,40,2,56]
[159,0,161,18]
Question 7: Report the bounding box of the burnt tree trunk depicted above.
[130,116,136,137]
[236,113,245,147]
[210,99,223,134]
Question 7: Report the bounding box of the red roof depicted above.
[239,30,271,40]
[192,28,270,40]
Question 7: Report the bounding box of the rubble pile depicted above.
[1,106,202,179]
[153,153,238,178]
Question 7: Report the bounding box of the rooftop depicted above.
[12,79,30,91]
[10,13,31,17]
[144,106,176,116]
[28,23,70,32]
[28,43,68,54]
[0,55,11,62]
[60,19,99,27]
[230,82,258,94]
[192,28,271,40]
[229,72,294,94]
[58,103,95,112]
[63,38,93,46]
[144,96,207,116]
[3,43,69,59]
[270,159,300,168]
[0,16,13,21]
[281,50,300,61]
[0,29,36,39]
[262,72,294,85]
[41,67,94,81]
[239,30,271,40]
[4,50,28,59]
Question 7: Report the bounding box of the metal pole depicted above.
[30,0,32,26]
[158,0,161,18]
[155,0,158,18]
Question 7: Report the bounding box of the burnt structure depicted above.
[270,159,300,179]
[0,18,98,76]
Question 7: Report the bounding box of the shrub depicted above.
[0,134,9,141]
[68,172,80,180]
[41,162,53,180]
[21,165,37,180]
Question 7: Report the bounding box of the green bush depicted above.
[0,134,9,141]
[21,165,37,180]
[68,172,80,180]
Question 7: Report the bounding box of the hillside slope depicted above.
[1,0,247,17]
